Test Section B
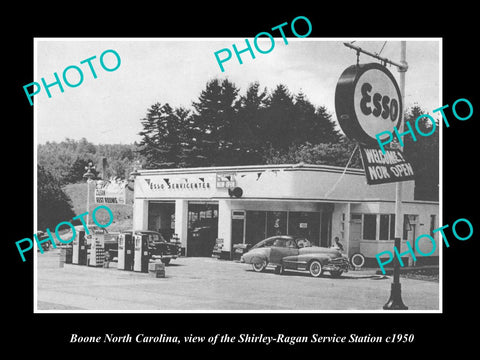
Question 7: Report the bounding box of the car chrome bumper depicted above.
[151,254,177,260]
[324,258,350,272]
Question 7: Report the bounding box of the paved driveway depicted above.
[36,250,440,311]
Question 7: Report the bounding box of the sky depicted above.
[35,38,440,145]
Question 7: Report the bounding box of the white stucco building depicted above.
[132,163,439,266]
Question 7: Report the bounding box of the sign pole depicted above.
[336,42,412,309]
[83,161,96,229]
[383,41,408,310]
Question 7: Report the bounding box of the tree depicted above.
[314,106,342,143]
[65,158,98,183]
[261,84,296,150]
[403,105,439,201]
[189,79,241,166]
[138,103,190,169]
[292,91,317,144]
[37,165,76,230]
[264,137,362,169]
[39,140,143,183]
[293,92,342,144]
[234,82,269,164]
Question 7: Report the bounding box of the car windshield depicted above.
[148,233,165,244]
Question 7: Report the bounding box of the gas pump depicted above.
[133,233,149,273]
[72,229,87,265]
[117,232,134,271]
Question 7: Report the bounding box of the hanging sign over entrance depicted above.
[359,146,414,185]
[335,63,403,145]
[335,62,413,185]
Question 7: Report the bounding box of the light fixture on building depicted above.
[228,187,243,198]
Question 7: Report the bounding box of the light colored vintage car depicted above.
[240,235,350,277]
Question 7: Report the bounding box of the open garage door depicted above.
[148,201,175,241]
[187,202,218,257]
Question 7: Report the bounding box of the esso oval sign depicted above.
[335,63,402,145]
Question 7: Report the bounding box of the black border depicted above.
[6,5,479,355]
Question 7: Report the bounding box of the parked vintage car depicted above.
[123,230,181,265]
[240,235,350,277]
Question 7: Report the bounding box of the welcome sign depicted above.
[359,146,415,185]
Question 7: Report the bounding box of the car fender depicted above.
[280,253,331,271]
[296,253,332,265]
[242,248,270,264]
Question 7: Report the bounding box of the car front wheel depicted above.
[161,258,171,265]
[252,259,267,272]
[308,260,323,277]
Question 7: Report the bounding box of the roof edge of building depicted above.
[137,163,365,176]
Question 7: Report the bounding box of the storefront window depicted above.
[245,211,266,246]
[288,212,320,245]
[266,211,287,237]
[363,214,377,240]
[379,214,396,240]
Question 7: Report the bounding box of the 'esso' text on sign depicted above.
[335,63,403,145]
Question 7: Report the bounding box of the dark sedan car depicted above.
[240,235,349,277]
[122,230,181,265]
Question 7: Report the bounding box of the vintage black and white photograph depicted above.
[31,37,442,312]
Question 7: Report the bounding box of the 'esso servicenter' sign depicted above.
[335,63,402,145]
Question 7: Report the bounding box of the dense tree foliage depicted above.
[37,165,75,230]
[403,105,439,201]
[38,138,141,184]
[265,138,362,169]
[65,158,98,183]
[137,79,342,169]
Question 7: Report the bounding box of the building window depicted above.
[245,211,267,246]
[363,214,377,240]
[266,211,287,237]
[379,214,389,240]
[430,214,436,235]
[351,214,362,221]
[379,214,396,240]
[288,212,320,245]
[390,214,396,239]
[403,214,418,241]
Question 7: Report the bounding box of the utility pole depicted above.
[342,41,409,309]
[83,161,96,228]
[383,41,408,310]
